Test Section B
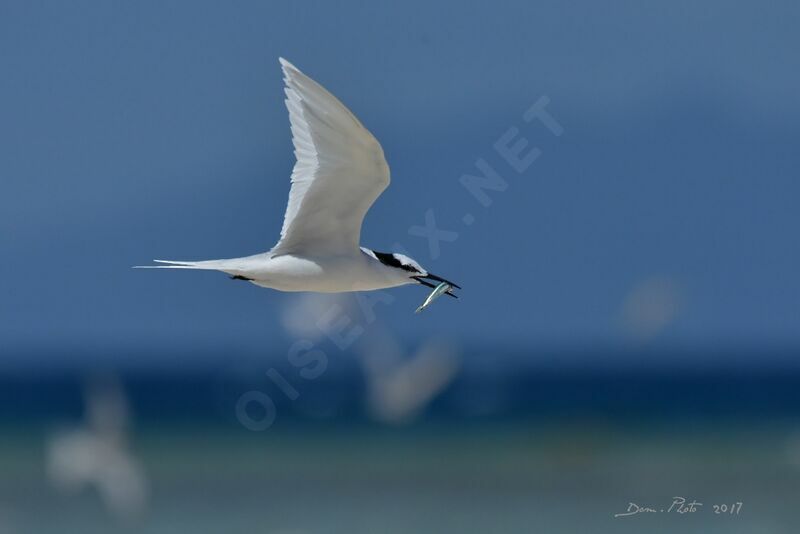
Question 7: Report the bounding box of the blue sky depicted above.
[1,0,799,363]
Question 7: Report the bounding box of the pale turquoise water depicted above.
[1,422,799,533]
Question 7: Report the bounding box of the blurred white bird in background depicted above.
[137,58,459,311]
[281,293,460,423]
[46,376,148,521]
[619,275,684,342]
[358,330,460,424]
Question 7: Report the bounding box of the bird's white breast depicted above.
[247,253,412,293]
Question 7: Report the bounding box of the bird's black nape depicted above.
[369,250,420,273]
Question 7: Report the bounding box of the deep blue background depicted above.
[3,6,800,533]
[2,0,799,368]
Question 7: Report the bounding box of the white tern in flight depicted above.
[137,59,459,309]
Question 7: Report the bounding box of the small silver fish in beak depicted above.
[415,281,453,314]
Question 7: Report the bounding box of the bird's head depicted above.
[362,248,460,298]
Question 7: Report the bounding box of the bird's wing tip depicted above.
[279,57,299,74]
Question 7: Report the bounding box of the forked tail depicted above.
[133,259,231,271]
[134,256,262,283]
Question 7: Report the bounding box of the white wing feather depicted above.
[271,58,390,256]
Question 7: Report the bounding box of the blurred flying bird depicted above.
[46,377,148,520]
[359,334,460,424]
[136,58,459,310]
[280,292,460,423]
[619,275,683,342]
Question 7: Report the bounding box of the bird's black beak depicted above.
[412,273,461,299]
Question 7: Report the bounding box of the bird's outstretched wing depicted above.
[270,58,390,256]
